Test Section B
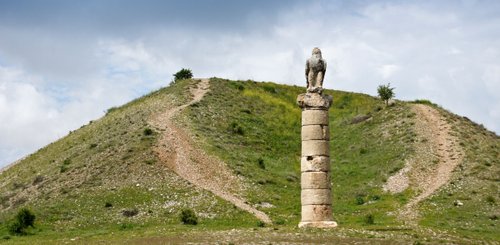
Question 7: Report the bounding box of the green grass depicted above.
[186,78,415,227]
[0,77,497,243]
[418,107,500,241]
[409,99,437,107]
[0,79,259,241]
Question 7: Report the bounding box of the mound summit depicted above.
[0,78,498,243]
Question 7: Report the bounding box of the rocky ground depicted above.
[150,79,272,224]
[383,103,464,223]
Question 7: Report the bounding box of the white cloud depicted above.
[0,41,176,166]
[1,1,499,167]
[0,66,61,165]
[378,65,400,79]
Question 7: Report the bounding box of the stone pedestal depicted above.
[297,92,337,228]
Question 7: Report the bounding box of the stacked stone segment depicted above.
[297,92,337,228]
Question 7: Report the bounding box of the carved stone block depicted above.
[301,189,332,205]
[301,125,329,141]
[301,109,329,126]
[301,156,330,172]
[301,140,329,157]
[301,172,331,189]
[301,205,333,222]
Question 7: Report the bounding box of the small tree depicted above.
[173,68,193,82]
[377,83,395,106]
[180,208,198,225]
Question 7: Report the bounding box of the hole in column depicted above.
[307,156,313,160]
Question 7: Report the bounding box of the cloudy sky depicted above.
[0,0,499,167]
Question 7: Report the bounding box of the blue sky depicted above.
[0,0,499,167]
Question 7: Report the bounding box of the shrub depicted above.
[486,195,495,204]
[275,219,285,225]
[144,159,155,165]
[143,128,153,136]
[60,165,69,173]
[104,202,113,208]
[8,208,35,235]
[355,195,365,205]
[19,209,36,225]
[364,213,375,225]
[60,159,71,173]
[377,83,395,106]
[257,221,266,227]
[230,122,244,135]
[180,209,198,225]
[257,158,265,169]
[122,208,139,217]
[173,68,193,82]
[235,126,244,135]
[32,175,44,185]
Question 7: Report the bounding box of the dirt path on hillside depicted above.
[384,104,463,223]
[150,79,272,224]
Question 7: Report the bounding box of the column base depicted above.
[298,221,338,228]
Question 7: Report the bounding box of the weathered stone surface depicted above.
[301,156,330,172]
[298,47,336,228]
[301,109,329,125]
[301,205,333,222]
[297,93,333,109]
[305,47,327,92]
[350,114,372,124]
[301,189,332,205]
[301,125,329,141]
[301,172,331,189]
[302,140,329,156]
[298,220,338,228]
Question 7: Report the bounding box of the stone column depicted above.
[297,92,337,228]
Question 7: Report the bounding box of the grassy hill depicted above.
[0,78,498,244]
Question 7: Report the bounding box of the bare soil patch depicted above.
[384,104,464,222]
[150,79,271,224]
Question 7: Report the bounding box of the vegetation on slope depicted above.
[0,78,497,243]
[417,104,499,241]
[0,79,257,242]
[185,78,498,242]
[186,78,416,227]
